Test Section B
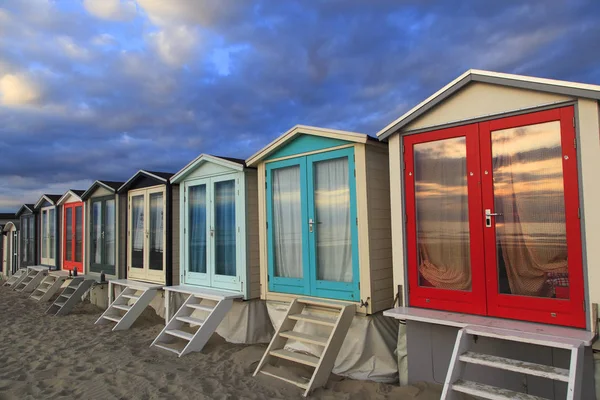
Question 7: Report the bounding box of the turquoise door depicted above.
[267,147,359,301]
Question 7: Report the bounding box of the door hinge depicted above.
[265,181,267,189]
[354,169,356,177]
[266,221,269,229]
[358,282,360,290]
[402,144,405,153]
[267,275,270,282]
[574,138,577,149]
[356,217,358,226]
[403,162,406,170]
[578,207,581,219]
[573,116,576,127]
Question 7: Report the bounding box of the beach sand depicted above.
[0,286,442,400]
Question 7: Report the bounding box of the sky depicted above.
[0,0,599,212]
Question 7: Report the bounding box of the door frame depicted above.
[89,196,117,275]
[63,201,84,272]
[40,205,56,266]
[183,177,211,287]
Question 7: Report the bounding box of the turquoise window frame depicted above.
[266,147,360,301]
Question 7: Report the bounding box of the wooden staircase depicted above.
[151,285,242,357]
[46,277,94,316]
[14,266,48,293]
[254,298,355,397]
[95,279,162,331]
[30,271,69,302]
[3,268,27,287]
[441,325,585,400]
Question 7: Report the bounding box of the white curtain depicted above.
[92,201,102,263]
[150,193,164,252]
[49,208,55,259]
[132,196,144,251]
[273,166,303,278]
[105,199,116,266]
[314,157,352,282]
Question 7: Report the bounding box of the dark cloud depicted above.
[0,0,599,211]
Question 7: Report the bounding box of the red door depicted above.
[404,106,585,328]
[63,202,84,273]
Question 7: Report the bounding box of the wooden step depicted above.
[464,325,584,350]
[30,294,43,301]
[452,380,546,400]
[60,293,72,299]
[176,316,205,326]
[186,303,215,312]
[269,349,319,368]
[288,313,337,327]
[121,294,140,300]
[102,315,122,323]
[165,329,194,341]
[459,351,569,382]
[280,331,328,346]
[113,304,132,312]
[38,287,50,293]
[260,365,309,390]
[55,301,66,308]
[153,342,183,356]
[297,297,348,310]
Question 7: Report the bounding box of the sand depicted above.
[0,286,442,400]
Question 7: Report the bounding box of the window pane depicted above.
[491,121,569,299]
[49,208,55,259]
[42,210,48,259]
[105,199,116,266]
[22,217,28,263]
[149,192,164,271]
[414,137,472,290]
[189,184,207,274]
[215,180,236,276]
[272,166,303,278]
[131,195,144,269]
[92,201,102,264]
[66,208,72,261]
[314,157,352,282]
[28,216,34,263]
[75,206,83,263]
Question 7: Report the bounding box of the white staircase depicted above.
[95,279,162,331]
[46,277,94,316]
[14,266,48,293]
[151,285,242,357]
[441,325,585,400]
[30,271,69,302]
[254,298,355,397]
[3,268,27,287]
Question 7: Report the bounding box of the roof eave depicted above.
[117,170,169,193]
[171,154,244,184]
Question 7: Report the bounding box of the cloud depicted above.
[148,25,199,67]
[57,36,91,60]
[0,74,42,106]
[135,0,249,27]
[91,33,117,47]
[83,0,137,22]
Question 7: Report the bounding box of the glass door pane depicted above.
[313,157,352,283]
[28,216,34,263]
[131,195,145,269]
[491,121,568,298]
[65,207,73,262]
[75,206,83,263]
[413,137,472,291]
[22,218,28,263]
[214,180,236,277]
[272,165,303,279]
[149,192,164,271]
[49,208,55,260]
[41,210,48,259]
[91,201,102,265]
[105,199,116,267]
[188,184,208,274]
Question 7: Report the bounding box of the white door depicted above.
[41,207,56,266]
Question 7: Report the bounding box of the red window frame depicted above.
[63,201,84,273]
[404,123,487,315]
[404,106,586,328]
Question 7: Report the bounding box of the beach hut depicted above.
[56,190,86,274]
[33,194,62,269]
[246,125,396,395]
[96,170,177,330]
[16,205,37,269]
[379,70,600,399]
[1,219,19,278]
[149,154,267,357]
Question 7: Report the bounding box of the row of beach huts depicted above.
[2,70,600,399]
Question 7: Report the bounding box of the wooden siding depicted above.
[171,186,180,286]
[366,144,393,313]
[245,169,260,299]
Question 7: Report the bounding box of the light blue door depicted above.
[266,148,359,301]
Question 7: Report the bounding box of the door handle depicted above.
[309,219,314,233]
[485,209,503,228]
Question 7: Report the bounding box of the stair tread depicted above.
[113,304,132,311]
[55,301,66,308]
[269,349,319,367]
[297,297,349,310]
[176,316,205,326]
[280,331,328,346]
[289,313,337,327]
[153,342,183,356]
[464,325,584,349]
[102,315,122,323]
[452,380,547,400]
[60,293,72,299]
[259,365,309,390]
[122,294,140,300]
[165,329,194,341]
[186,303,215,312]
[459,351,569,382]
[30,295,43,301]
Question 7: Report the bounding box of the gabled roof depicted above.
[246,125,375,166]
[377,69,600,140]
[56,189,86,206]
[81,180,125,200]
[118,170,174,193]
[16,204,35,217]
[171,154,246,184]
[34,194,61,209]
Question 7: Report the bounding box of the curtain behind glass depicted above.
[66,208,73,261]
[92,201,102,264]
[22,218,28,263]
[75,206,83,263]
[131,195,144,268]
[314,157,352,282]
[273,166,303,278]
[105,199,115,266]
[42,210,48,259]
[149,193,164,270]
[215,180,236,276]
[49,208,55,259]
[28,216,34,263]
[189,185,207,274]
